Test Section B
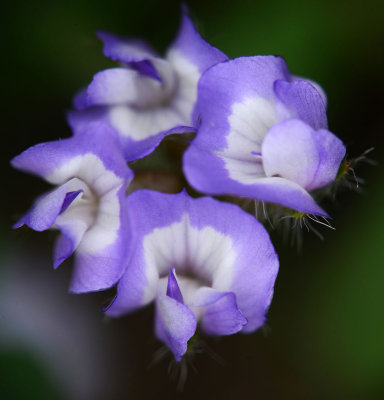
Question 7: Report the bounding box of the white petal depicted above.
[219,97,276,184]
[167,49,200,118]
[48,155,123,253]
[109,105,189,140]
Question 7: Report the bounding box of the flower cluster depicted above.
[12,9,348,362]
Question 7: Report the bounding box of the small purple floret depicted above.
[183,56,346,216]
[11,123,134,293]
[69,9,228,162]
[106,190,278,360]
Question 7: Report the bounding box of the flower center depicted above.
[132,59,178,110]
[56,178,99,232]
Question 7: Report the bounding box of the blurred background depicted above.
[1,0,383,399]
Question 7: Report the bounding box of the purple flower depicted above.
[11,123,134,293]
[105,190,278,361]
[183,56,346,216]
[68,10,228,162]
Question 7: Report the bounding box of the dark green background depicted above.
[1,0,383,399]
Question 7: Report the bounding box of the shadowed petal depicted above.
[192,287,247,335]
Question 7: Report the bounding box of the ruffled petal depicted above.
[262,119,345,190]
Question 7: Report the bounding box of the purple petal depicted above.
[262,119,345,190]
[309,128,346,189]
[97,32,163,81]
[168,10,228,73]
[68,178,131,293]
[167,268,184,304]
[132,60,162,81]
[155,291,197,362]
[274,79,328,130]
[13,183,75,231]
[67,107,111,135]
[59,190,83,214]
[293,76,328,107]
[222,221,279,333]
[97,31,158,63]
[53,225,85,270]
[192,287,247,335]
[54,234,75,269]
[11,122,132,181]
[197,56,291,113]
[73,88,88,110]
[69,250,126,293]
[104,245,157,316]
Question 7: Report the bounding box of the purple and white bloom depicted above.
[68,10,228,162]
[11,123,133,293]
[183,56,346,216]
[106,190,278,361]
